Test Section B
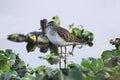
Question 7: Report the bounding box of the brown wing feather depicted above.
[55,26,81,42]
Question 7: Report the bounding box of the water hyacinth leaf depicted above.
[70,25,94,47]
[1,71,18,80]
[26,42,36,52]
[5,49,16,66]
[116,50,120,56]
[83,30,94,41]
[45,53,60,65]
[72,28,82,37]
[101,50,113,60]
[81,59,91,69]
[87,42,93,47]
[81,30,94,47]
[97,58,105,69]
[26,33,37,43]
[39,54,60,65]
[90,59,99,73]
[35,66,48,73]
[39,45,49,53]
[105,56,120,67]
[80,59,91,72]
[69,23,83,38]
[69,23,74,29]
[90,58,105,74]
[21,72,35,80]
[85,77,97,80]
[54,69,81,80]
[64,66,84,80]
[35,66,52,80]
[67,63,78,69]
[37,43,49,53]
[5,49,14,57]
[7,33,26,42]
[87,70,95,77]
[0,55,9,71]
[15,61,26,69]
[9,60,15,67]
[110,38,120,50]
[52,16,61,26]
[111,50,120,56]
[0,50,11,71]
[37,35,49,44]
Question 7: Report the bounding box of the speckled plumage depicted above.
[47,21,82,47]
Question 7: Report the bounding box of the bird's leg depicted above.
[64,47,67,69]
[59,47,62,69]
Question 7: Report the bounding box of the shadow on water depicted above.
[7,19,60,59]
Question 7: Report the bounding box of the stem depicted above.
[64,47,67,69]
[59,47,62,69]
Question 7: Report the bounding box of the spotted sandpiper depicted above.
[46,21,82,68]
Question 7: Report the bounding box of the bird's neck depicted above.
[49,25,56,30]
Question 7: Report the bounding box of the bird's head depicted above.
[47,21,56,27]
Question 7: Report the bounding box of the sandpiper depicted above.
[46,21,82,68]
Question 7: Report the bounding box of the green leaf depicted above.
[67,63,78,69]
[4,49,16,66]
[15,61,26,69]
[81,59,91,71]
[85,77,97,80]
[113,50,120,56]
[90,59,98,73]
[0,51,10,72]
[69,23,74,29]
[0,61,10,72]
[21,72,35,80]
[52,16,61,26]
[9,60,15,66]
[41,53,60,65]
[97,58,105,70]
[83,30,94,40]
[72,28,82,37]
[35,66,52,80]
[0,55,7,68]
[55,67,84,80]
[101,50,113,60]
[1,71,18,80]
[82,30,94,46]
[7,33,26,42]
[87,71,94,77]
[26,42,36,52]
[89,58,105,74]
[55,70,64,80]
[64,66,84,80]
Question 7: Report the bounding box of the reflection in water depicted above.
[7,17,94,68]
[7,32,58,54]
[7,19,62,67]
[7,31,61,66]
[7,19,60,55]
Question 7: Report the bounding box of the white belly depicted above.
[47,29,67,47]
[47,27,80,47]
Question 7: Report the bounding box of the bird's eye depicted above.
[49,23,52,26]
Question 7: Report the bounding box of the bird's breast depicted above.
[47,29,67,47]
